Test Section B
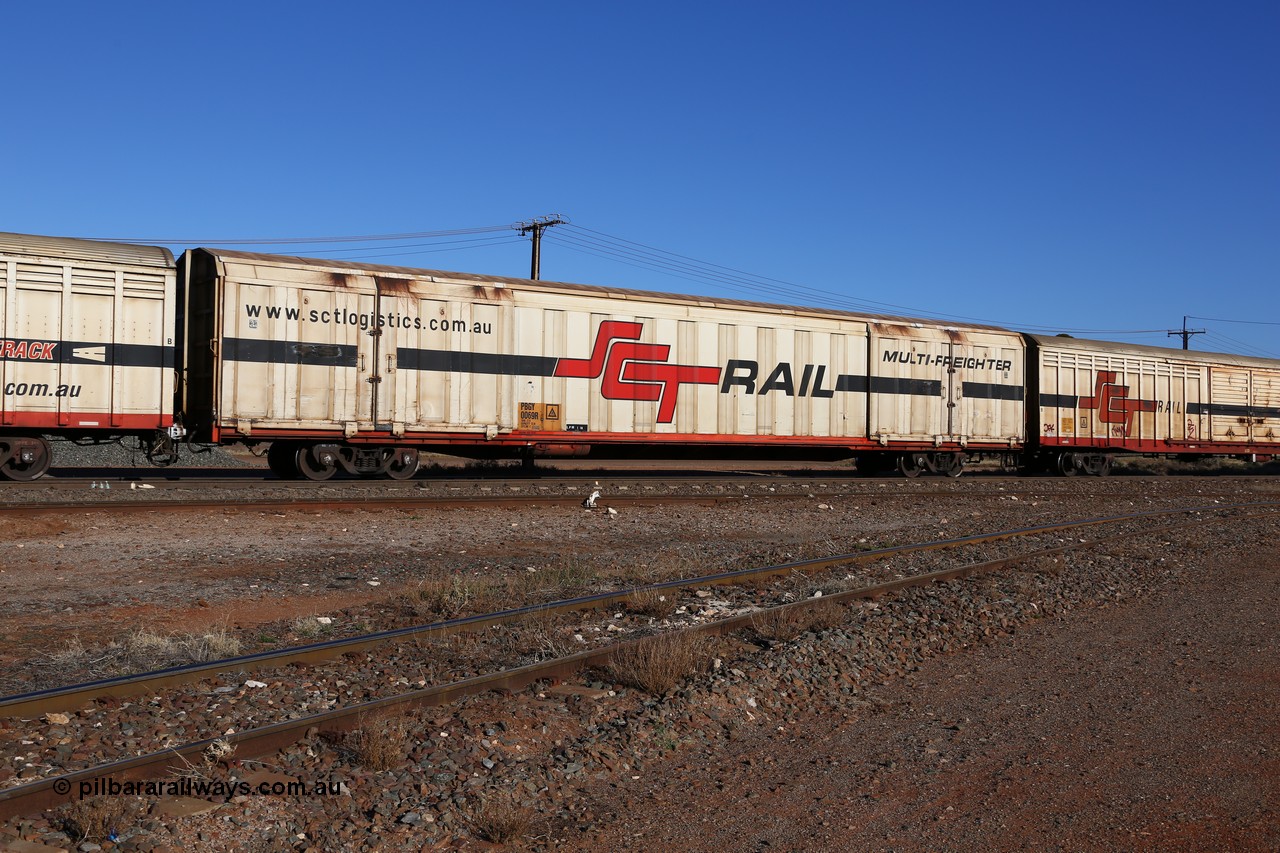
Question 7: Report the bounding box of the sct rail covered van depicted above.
[0,233,179,480]
[0,231,1276,480]
[177,248,1025,479]
[1028,334,1280,475]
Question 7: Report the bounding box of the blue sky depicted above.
[4,2,1276,357]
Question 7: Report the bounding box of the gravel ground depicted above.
[543,517,1279,852]
[0,476,1276,851]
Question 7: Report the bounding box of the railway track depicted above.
[1,475,1268,514]
[1,501,1273,820]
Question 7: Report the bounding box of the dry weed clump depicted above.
[804,598,847,632]
[473,610,576,667]
[605,631,717,695]
[519,554,597,598]
[412,575,502,619]
[470,794,535,844]
[58,796,137,842]
[751,599,846,641]
[625,585,675,618]
[203,737,236,766]
[126,627,243,666]
[622,553,705,587]
[344,716,411,772]
[291,614,336,638]
[48,627,242,679]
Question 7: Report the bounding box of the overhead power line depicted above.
[1187,315,1280,326]
[86,221,1270,358]
[99,225,513,246]
[1200,331,1280,360]
[547,225,1167,335]
[325,236,527,262]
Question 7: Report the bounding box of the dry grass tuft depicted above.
[625,586,674,618]
[412,574,501,619]
[471,794,535,844]
[520,554,597,598]
[291,615,335,638]
[805,598,847,632]
[203,737,236,766]
[344,716,410,772]
[58,796,136,841]
[472,609,577,667]
[751,599,846,641]
[605,631,717,695]
[621,553,706,587]
[122,627,243,666]
[48,627,243,679]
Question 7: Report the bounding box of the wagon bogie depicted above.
[0,436,52,481]
[282,442,421,481]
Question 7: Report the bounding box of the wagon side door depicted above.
[868,325,949,441]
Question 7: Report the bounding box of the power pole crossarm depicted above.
[515,215,567,280]
[1167,316,1206,350]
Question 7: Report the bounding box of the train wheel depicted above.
[0,438,51,481]
[296,445,339,481]
[1081,454,1113,477]
[1056,452,1080,477]
[385,448,421,480]
[267,441,301,479]
[933,452,966,478]
[897,453,928,478]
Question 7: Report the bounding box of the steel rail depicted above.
[0,484,1260,515]
[0,493,756,516]
[3,501,1274,719]
[2,504,1273,820]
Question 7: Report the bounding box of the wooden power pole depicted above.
[516,215,566,280]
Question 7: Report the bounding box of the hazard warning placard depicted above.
[519,402,562,430]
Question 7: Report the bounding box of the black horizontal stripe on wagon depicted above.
[220,339,1026,401]
[222,338,358,367]
[838,375,1023,400]
[1037,394,1280,419]
[0,339,173,369]
[396,348,558,376]
[1186,402,1280,419]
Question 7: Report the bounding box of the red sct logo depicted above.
[1078,371,1155,436]
[554,322,721,423]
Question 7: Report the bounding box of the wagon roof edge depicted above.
[0,232,175,269]
[1026,333,1279,368]
[191,247,1017,334]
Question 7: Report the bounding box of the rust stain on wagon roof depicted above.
[469,284,512,301]
[872,322,926,337]
[200,248,1014,333]
[871,322,979,342]
[374,275,414,295]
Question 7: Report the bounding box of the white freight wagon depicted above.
[1028,334,1280,474]
[178,249,1026,479]
[0,233,178,480]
